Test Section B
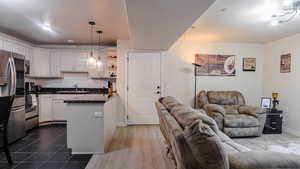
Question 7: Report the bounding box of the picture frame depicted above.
[260,97,272,109]
[243,58,256,71]
[280,53,291,73]
[195,54,236,76]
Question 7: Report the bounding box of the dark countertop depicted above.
[34,87,108,95]
[63,96,108,104]
[64,100,106,103]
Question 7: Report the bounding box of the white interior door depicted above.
[127,52,161,124]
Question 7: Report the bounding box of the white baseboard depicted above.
[284,127,300,137]
[117,122,127,127]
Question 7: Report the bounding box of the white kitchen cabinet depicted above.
[50,50,61,76]
[0,39,4,50]
[52,99,66,121]
[32,48,51,76]
[13,44,26,56]
[60,51,74,72]
[3,40,14,52]
[60,50,88,72]
[39,95,53,123]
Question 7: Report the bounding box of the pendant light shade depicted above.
[88,21,96,65]
[96,30,103,68]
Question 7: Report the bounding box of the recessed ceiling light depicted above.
[271,20,279,26]
[67,40,74,43]
[282,0,293,6]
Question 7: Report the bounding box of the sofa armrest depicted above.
[203,104,226,116]
[238,106,264,118]
[229,151,300,169]
[203,104,225,130]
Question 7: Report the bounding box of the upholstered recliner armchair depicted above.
[197,90,266,137]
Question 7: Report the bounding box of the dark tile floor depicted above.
[0,125,92,169]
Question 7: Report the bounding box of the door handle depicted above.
[8,57,16,96]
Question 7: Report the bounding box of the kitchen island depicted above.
[64,95,119,154]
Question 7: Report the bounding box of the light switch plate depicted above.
[94,112,103,118]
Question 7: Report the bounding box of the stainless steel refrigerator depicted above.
[0,50,26,145]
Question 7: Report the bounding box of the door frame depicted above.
[125,50,165,125]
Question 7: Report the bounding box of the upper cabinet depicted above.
[32,48,51,76]
[60,50,88,72]
[1,39,26,56]
[50,50,61,76]
[2,40,14,52]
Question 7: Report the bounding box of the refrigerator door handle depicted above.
[8,57,17,96]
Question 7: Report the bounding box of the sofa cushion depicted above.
[224,127,260,138]
[170,104,219,133]
[206,91,246,105]
[224,114,259,128]
[222,105,240,114]
[184,120,229,169]
[207,91,238,105]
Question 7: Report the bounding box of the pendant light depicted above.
[88,21,96,64]
[96,30,103,68]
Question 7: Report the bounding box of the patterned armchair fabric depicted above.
[155,96,300,169]
[197,90,266,137]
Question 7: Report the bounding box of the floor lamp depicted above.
[192,63,201,109]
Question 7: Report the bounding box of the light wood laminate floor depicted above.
[86,125,300,169]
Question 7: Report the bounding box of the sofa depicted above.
[155,96,300,169]
[197,90,266,137]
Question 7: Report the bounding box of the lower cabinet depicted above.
[52,99,66,121]
[39,95,53,123]
[39,95,69,123]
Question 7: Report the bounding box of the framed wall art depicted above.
[195,54,236,76]
[243,58,256,71]
[260,97,272,109]
[280,53,291,73]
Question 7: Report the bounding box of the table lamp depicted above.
[272,92,279,110]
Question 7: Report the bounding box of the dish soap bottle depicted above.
[108,81,113,97]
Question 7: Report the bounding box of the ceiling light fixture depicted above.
[271,0,300,25]
[96,30,103,68]
[88,21,96,64]
[271,20,279,26]
[67,40,74,43]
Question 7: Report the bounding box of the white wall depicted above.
[263,33,300,135]
[117,39,265,124]
[163,40,265,107]
[116,40,132,125]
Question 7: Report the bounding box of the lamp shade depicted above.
[272,93,279,99]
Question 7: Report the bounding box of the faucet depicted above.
[73,84,78,91]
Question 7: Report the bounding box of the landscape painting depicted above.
[195,54,236,76]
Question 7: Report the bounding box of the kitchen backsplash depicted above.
[33,73,110,88]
